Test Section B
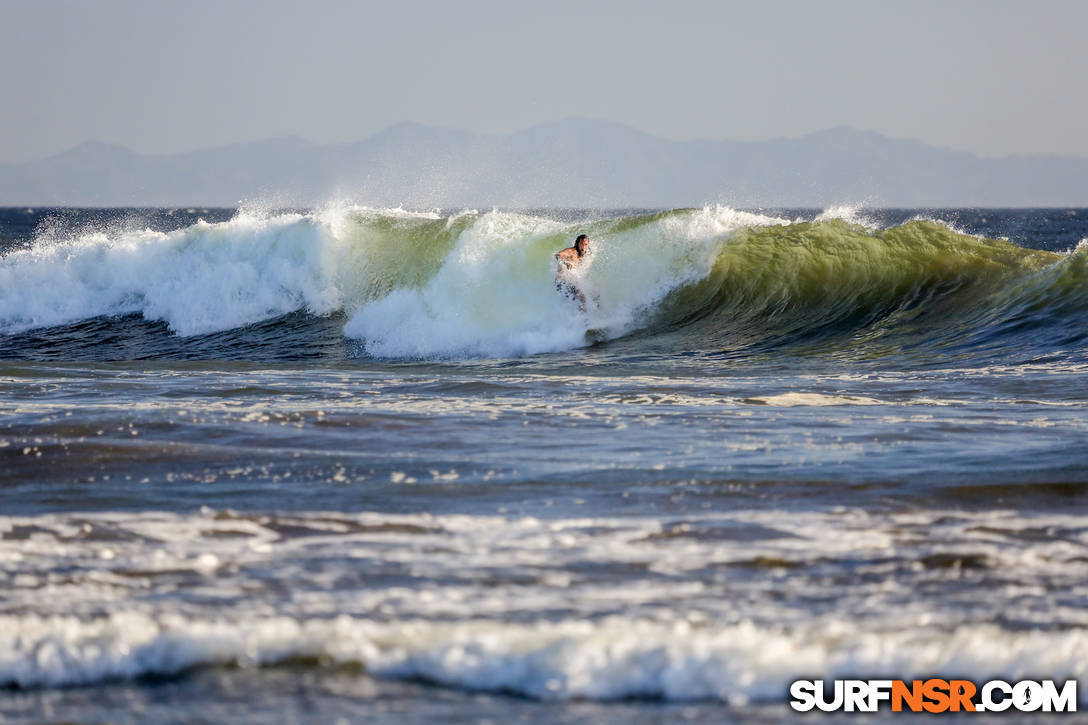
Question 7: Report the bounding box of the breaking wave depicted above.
[1,205,1085,360]
[2,504,1086,702]
[3,613,1085,701]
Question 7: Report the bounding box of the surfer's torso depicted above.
[554,236,592,309]
[555,246,582,272]
[554,247,586,303]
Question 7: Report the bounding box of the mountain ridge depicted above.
[2,119,1086,207]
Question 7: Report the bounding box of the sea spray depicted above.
[2,206,1085,361]
[343,207,787,357]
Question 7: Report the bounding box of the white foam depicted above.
[0,206,785,357]
[905,212,978,239]
[1,508,1086,699]
[3,613,1086,702]
[343,206,787,357]
[0,210,346,336]
[1065,238,1088,256]
[342,210,583,357]
[749,392,883,407]
[814,203,878,228]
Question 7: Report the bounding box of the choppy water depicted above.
[1,206,1087,723]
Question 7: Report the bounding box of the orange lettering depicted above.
[892,680,925,712]
[923,679,951,713]
[949,680,977,712]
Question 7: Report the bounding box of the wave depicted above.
[0,206,463,338]
[1,205,1085,360]
[654,220,1087,360]
[4,506,1086,700]
[5,612,1086,702]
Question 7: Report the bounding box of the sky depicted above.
[1,0,1086,163]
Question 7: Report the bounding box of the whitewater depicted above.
[2,205,1085,363]
[1,205,1087,723]
[0,205,790,356]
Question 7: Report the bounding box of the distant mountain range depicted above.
[2,118,1086,207]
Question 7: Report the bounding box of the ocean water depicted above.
[1,205,1087,723]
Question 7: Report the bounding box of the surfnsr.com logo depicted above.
[789,679,1078,713]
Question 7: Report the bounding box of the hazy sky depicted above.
[2,0,1086,162]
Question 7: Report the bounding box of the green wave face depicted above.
[647,218,1085,362]
[3,206,1084,362]
[330,209,472,303]
[225,209,1088,361]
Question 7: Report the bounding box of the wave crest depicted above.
[2,206,1084,360]
[6,612,1087,702]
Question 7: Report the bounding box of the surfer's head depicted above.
[574,234,589,256]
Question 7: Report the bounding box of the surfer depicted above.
[555,234,590,309]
